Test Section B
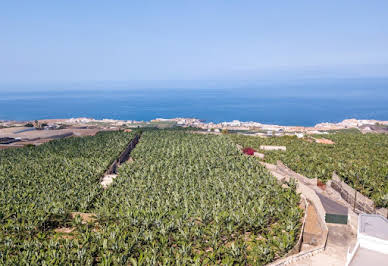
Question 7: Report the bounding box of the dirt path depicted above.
[289,224,356,266]
[100,134,140,188]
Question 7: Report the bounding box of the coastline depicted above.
[2,117,388,134]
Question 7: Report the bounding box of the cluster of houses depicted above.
[3,117,386,137]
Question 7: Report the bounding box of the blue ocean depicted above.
[1,78,388,126]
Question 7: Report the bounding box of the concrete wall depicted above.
[346,241,360,266]
[269,161,327,236]
[348,209,359,235]
[269,241,327,266]
[297,182,328,238]
[277,161,317,186]
[287,195,309,255]
[269,164,329,265]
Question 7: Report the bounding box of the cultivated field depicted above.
[95,131,302,264]
[0,130,302,265]
[230,131,388,208]
[0,131,135,264]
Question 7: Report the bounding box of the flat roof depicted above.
[359,214,388,241]
[349,247,388,266]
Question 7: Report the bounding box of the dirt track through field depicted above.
[100,133,141,188]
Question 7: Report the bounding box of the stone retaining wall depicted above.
[330,172,387,217]
[269,246,326,266]
[376,208,388,218]
[104,134,140,175]
[117,134,140,164]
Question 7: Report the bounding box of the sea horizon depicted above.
[1,78,388,127]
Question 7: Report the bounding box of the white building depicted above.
[346,214,388,266]
[230,120,241,127]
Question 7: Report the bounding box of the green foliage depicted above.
[93,131,302,264]
[0,131,134,264]
[24,144,35,148]
[230,133,388,208]
[0,130,302,264]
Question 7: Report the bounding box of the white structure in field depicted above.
[260,145,286,151]
[253,152,265,159]
[346,214,388,266]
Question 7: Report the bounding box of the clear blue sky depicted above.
[1,1,388,84]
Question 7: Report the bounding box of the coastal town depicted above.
[1,117,387,149]
[2,116,388,265]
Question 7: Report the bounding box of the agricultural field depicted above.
[230,131,388,208]
[0,130,302,265]
[0,131,135,264]
[94,131,302,264]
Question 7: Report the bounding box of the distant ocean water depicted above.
[1,79,388,126]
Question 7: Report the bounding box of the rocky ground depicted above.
[0,126,101,149]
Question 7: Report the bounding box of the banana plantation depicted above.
[94,131,302,264]
[230,131,388,208]
[0,130,302,265]
[0,131,134,264]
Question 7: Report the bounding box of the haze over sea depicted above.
[2,2,388,126]
[1,78,387,127]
